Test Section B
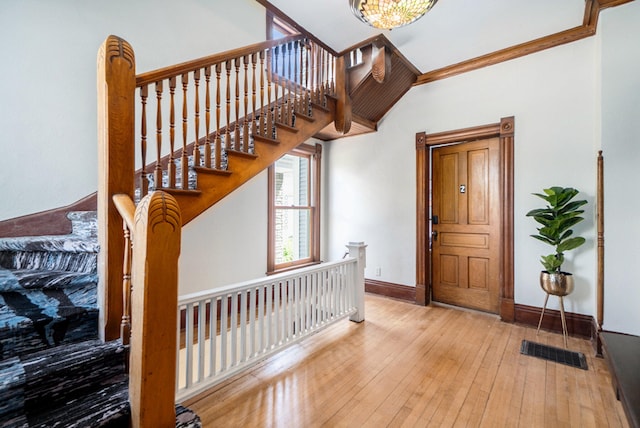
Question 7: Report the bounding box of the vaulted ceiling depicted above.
[260,0,629,81]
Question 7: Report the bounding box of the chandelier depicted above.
[349,0,438,30]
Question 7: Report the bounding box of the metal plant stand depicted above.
[536,293,569,348]
[536,271,575,348]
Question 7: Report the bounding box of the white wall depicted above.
[599,2,640,336]
[326,37,600,316]
[179,172,268,295]
[0,0,265,221]
[181,137,326,295]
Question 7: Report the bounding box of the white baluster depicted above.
[287,279,293,341]
[209,297,217,376]
[249,288,256,358]
[231,292,238,367]
[185,302,194,388]
[266,284,272,350]
[311,271,317,328]
[197,301,206,383]
[220,294,228,371]
[176,306,182,392]
[240,290,247,362]
[259,285,265,354]
[294,277,301,337]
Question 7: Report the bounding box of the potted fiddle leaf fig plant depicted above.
[526,186,587,296]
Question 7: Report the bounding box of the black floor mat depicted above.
[520,340,588,370]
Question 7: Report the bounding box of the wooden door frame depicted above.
[416,116,515,321]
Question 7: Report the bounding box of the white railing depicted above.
[175,242,366,402]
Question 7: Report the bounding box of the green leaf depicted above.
[556,216,584,233]
[526,208,553,217]
[541,254,563,272]
[532,192,551,201]
[556,191,578,207]
[560,229,574,240]
[530,216,554,227]
[538,225,559,237]
[530,234,555,246]
[558,200,587,214]
[557,237,586,253]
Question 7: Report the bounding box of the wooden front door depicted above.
[431,138,501,313]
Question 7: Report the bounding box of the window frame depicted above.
[266,11,298,40]
[267,143,322,274]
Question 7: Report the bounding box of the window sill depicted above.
[267,260,322,276]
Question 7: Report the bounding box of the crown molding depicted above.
[414,0,634,86]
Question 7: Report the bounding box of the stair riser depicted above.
[0,310,98,361]
[0,340,126,420]
[67,211,98,238]
[24,345,127,415]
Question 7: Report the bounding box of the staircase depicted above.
[0,32,420,427]
[0,36,339,427]
[0,213,200,427]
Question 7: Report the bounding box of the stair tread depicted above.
[0,238,98,274]
[253,134,280,145]
[0,235,99,254]
[192,166,232,176]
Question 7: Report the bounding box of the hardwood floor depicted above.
[185,294,628,427]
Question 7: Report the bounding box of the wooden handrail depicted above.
[112,194,135,231]
[112,194,136,346]
[136,34,304,87]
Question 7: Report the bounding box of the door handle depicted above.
[432,230,438,241]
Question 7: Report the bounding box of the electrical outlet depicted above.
[375,267,381,277]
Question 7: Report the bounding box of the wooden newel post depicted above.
[347,241,366,323]
[97,35,136,341]
[129,191,181,428]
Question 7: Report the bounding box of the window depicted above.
[266,11,297,40]
[266,12,304,85]
[268,144,321,273]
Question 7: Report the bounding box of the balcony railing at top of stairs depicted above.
[176,242,366,403]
